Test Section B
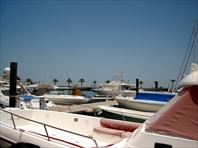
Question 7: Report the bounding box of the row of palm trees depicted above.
[25,78,176,89]
[24,78,104,87]
[53,78,97,87]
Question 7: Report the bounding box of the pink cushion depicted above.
[100,118,140,132]
[94,127,124,137]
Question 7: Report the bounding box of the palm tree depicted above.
[66,78,72,87]
[79,78,85,86]
[53,78,58,85]
[26,78,33,85]
[93,80,97,86]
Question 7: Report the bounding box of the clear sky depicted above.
[0,0,197,87]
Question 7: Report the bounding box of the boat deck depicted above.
[15,120,131,148]
[16,124,104,147]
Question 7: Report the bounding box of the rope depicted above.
[175,22,198,89]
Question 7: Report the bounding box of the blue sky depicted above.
[0,0,197,87]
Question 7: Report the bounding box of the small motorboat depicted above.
[98,105,154,123]
[0,89,55,109]
[115,91,175,112]
[42,94,89,105]
[41,87,89,105]
[0,108,141,147]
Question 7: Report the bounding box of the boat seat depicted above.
[100,118,140,132]
[93,118,140,138]
[94,126,124,137]
[93,126,132,138]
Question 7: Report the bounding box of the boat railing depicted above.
[0,108,99,147]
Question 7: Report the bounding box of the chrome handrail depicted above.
[0,108,98,147]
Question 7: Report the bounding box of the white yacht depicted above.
[94,73,136,97]
[94,80,136,96]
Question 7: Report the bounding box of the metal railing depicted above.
[0,108,98,147]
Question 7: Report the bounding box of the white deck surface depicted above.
[16,124,116,147]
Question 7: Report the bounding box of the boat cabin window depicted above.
[154,143,172,148]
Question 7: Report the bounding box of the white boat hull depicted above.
[0,124,68,147]
[98,105,154,122]
[0,108,140,147]
[94,89,135,97]
[116,97,166,112]
[0,94,9,107]
[43,94,89,105]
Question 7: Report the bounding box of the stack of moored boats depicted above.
[0,69,197,147]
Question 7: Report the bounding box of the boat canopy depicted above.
[145,85,198,141]
[134,92,175,102]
